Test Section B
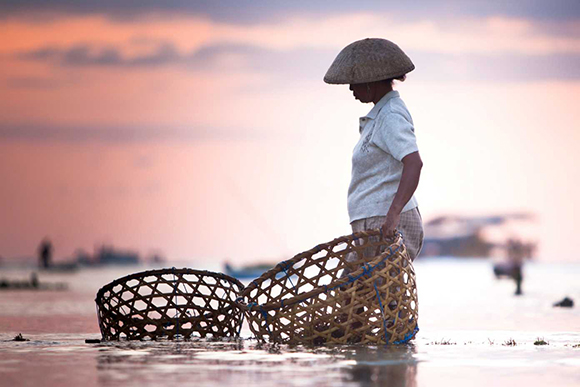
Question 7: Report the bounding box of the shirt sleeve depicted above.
[371,111,419,161]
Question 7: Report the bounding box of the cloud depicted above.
[3,12,580,65]
[1,0,579,23]
[17,43,180,67]
[5,76,62,89]
[14,42,336,84]
[14,41,580,83]
[0,123,283,143]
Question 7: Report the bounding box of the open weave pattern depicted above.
[239,230,419,345]
[95,268,244,340]
[324,38,415,84]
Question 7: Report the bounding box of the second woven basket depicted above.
[95,268,244,340]
[239,230,419,345]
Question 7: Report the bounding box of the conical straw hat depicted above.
[324,38,414,85]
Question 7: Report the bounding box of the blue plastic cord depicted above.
[392,324,419,345]
[237,309,245,337]
[361,263,372,277]
[248,239,413,343]
[280,261,297,293]
[259,305,272,335]
[234,296,246,337]
[373,280,390,344]
[251,243,401,315]
[237,298,284,339]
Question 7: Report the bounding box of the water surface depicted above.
[1,260,579,386]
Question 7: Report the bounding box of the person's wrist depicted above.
[387,203,403,216]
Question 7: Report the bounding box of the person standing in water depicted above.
[506,238,525,295]
[324,38,424,260]
[38,238,53,268]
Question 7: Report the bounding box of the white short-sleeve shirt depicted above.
[347,90,419,223]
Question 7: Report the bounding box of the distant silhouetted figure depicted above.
[506,238,524,295]
[38,239,53,268]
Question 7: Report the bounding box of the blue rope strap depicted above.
[361,263,372,277]
[235,296,246,337]
[280,261,297,293]
[237,309,245,337]
[248,238,409,343]
[373,280,390,344]
[259,305,272,335]
[392,324,419,345]
[250,243,401,314]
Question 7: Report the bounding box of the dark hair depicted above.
[383,75,406,85]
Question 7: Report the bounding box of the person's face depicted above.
[349,83,373,103]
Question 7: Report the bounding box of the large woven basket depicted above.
[239,230,419,345]
[95,268,244,340]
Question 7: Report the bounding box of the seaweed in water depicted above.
[13,333,29,342]
[503,338,517,346]
[430,339,456,345]
[534,338,548,346]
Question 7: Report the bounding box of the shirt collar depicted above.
[362,90,400,121]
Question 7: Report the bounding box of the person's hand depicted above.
[381,210,400,239]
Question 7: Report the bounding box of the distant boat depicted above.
[224,262,275,279]
[0,273,67,291]
[96,247,140,266]
[75,246,140,266]
[41,261,79,272]
[420,213,536,258]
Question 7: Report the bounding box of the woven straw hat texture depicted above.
[324,38,415,85]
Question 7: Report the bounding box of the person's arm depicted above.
[382,151,423,237]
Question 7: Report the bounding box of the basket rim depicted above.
[239,229,404,312]
[95,267,244,303]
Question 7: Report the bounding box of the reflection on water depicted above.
[1,260,580,386]
[94,339,419,387]
[2,333,580,387]
[344,345,417,387]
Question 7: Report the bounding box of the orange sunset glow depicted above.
[1,2,579,266]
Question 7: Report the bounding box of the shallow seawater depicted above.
[2,331,580,387]
[1,259,579,386]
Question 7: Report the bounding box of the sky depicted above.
[0,1,579,265]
